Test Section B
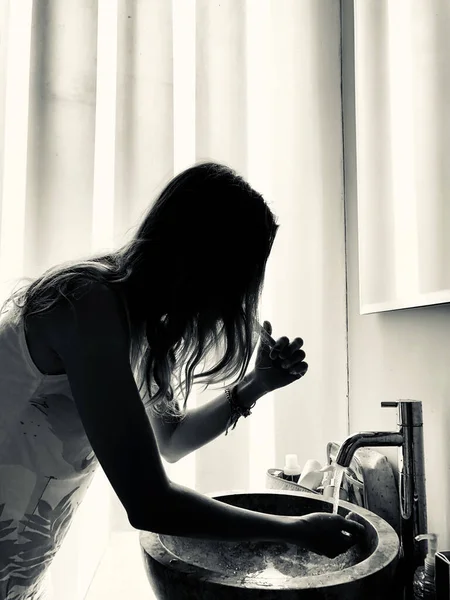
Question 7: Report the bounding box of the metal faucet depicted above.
[335,400,427,597]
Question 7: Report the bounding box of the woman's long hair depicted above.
[2,162,279,421]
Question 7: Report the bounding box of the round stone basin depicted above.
[139,490,400,599]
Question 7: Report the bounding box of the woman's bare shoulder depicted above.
[38,280,129,352]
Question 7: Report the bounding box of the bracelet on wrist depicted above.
[224,385,257,436]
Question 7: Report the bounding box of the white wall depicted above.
[342,0,450,550]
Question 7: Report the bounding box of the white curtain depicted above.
[0,1,348,598]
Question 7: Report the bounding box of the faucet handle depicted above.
[381,400,423,426]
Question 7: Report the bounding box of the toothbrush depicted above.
[257,321,299,373]
[257,321,276,348]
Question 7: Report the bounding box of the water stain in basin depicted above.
[160,537,366,584]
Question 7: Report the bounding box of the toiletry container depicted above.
[265,469,318,494]
[413,533,438,599]
[298,459,323,490]
[283,454,301,483]
[266,456,325,493]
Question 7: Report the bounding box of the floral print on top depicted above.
[0,308,99,599]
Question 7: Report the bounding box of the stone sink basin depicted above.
[139,490,400,599]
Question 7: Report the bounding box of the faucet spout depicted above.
[336,431,403,468]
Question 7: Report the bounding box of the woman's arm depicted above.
[40,282,363,556]
[38,282,299,544]
[148,372,268,463]
[150,322,286,463]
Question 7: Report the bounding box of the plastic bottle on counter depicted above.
[282,454,301,483]
[413,533,438,599]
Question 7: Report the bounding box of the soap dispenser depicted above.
[413,533,438,599]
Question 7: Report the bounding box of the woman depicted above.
[0,162,363,599]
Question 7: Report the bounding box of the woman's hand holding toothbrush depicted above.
[251,320,308,394]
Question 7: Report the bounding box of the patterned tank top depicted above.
[0,306,99,600]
